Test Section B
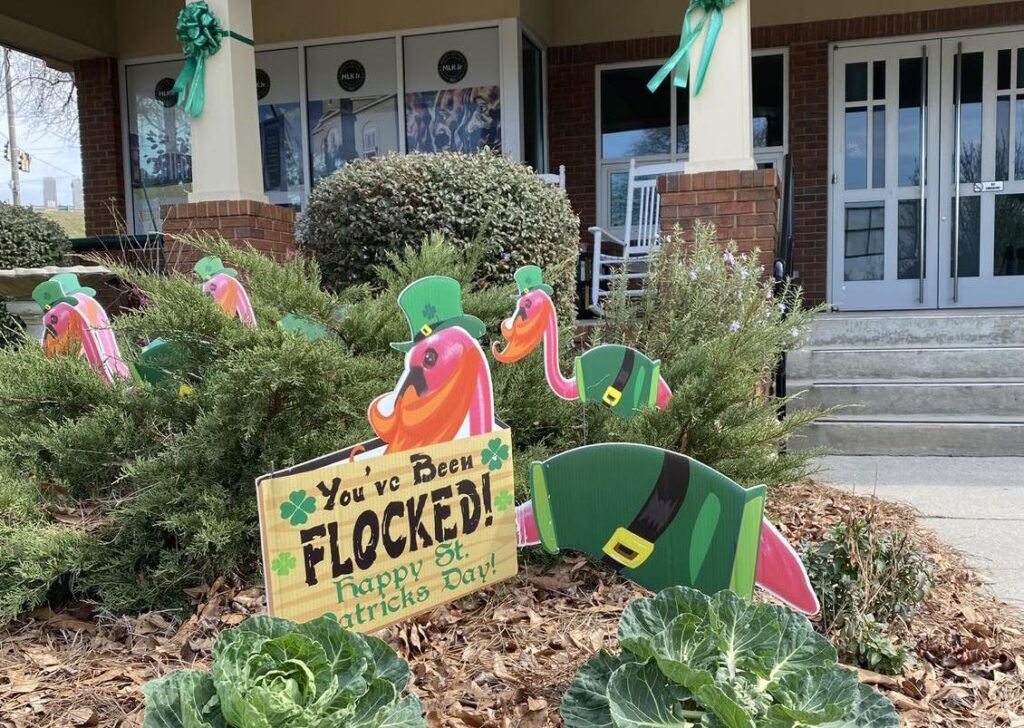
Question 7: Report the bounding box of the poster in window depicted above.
[255,49,304,207]
[306,38,399,184]
[403,28,501,153]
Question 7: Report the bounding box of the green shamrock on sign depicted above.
[494,491,514,513]
[481,438,510,471]
[271,552,297,576]
[422,303,437,321]
[280,489,316,526]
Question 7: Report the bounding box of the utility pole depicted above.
[3,47,19,206]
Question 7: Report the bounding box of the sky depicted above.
[0,54,82,208]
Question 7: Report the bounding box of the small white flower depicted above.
[791,327,800,338]
[705,264,712,271]
[778,303,787,312]
[723,252,736,265]
[740,269,750,279]
[689,269,698,281]
[730,321,742,332]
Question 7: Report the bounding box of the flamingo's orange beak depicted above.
[492,303,546,364]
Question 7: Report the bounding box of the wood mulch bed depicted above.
[1,481,1022,727]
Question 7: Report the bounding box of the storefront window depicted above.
[256,49,304,208]
[306,38,399,186]
[403,28,502,153]
[126,61,192,233]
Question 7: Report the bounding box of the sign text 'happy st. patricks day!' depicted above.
[257,430,518,631]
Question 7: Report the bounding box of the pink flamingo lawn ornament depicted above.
[194,256,257,328]
[497,266,819,615]
[368,276,496,454]
[33,274,131,385]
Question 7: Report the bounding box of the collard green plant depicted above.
[802,516,933,675]
[562,587,898,728]
[142,615,425,728]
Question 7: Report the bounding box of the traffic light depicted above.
[17,151,29,173]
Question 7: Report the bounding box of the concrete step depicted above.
[809,310,1024,349]
[791,419,1024,456]
[787,345,1024,381]
[789,379,1024,417]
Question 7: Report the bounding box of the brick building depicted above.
[4,0,1024,310]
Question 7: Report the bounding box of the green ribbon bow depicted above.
[647,0,736,97]
[172,1,253,118]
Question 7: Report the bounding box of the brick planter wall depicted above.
[160,200,296,273]
[659,170,780,270]
[74,58,125,236]
[547,1,1024,304]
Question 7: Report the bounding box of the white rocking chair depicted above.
[588,158,685,312]
[536,164,566,189]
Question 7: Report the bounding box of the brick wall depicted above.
[659,170,780,270]
[547,1,1024,304]
[160,200,296,273]
[74,58,126,236]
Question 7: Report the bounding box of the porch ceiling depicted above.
[0,0,116,68]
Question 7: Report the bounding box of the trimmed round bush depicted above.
[0,204,70,344]
[0,202,70,268]
[297,152,580,314]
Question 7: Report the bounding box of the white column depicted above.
[188,0,266,202]
[686,0,756,174]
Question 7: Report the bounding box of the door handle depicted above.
[919,45,928,304]
[952,42,963,304]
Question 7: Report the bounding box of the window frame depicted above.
[594,48,789,231]
[119,18,540,234]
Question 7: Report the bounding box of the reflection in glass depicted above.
[953,196,981,278]
[845,108,868,189]
[994,194,1024,275]
[846,63,868,102]
[126,62,192,233]
[897,200,922,279]
[310,96,399,183]
[676,86,690,154]
[601,66,670,158]
[256,50,304,209]
[898,57,923,187]
[752,54,785,148]
[844,203,885,281]
[873,61,886,100]
[997,96,1011,181]
[872,107,885,188]
[956,53,983,184]
[610,171,628,227]
[523,35,545,172]
[1016,95,1024,180]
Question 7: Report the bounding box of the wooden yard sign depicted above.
[257,275,518,631]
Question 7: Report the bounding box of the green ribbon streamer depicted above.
[172,2,254,118]
[647,0,735,97]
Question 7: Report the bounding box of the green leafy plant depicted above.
[142,615,425,727]
[297,151,580,321]
[562,586,898,727]
[802,516,933,675]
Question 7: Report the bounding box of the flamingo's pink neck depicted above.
[541,306,579,400]
[468,356,496,435]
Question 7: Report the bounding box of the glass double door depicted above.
[832,32,1024,310]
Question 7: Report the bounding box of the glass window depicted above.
[752,53,785,148]
[845,108,868,190]
[403,28,502,153]
[844,203,885,281]
[522,34,545,172]
[255,49,304,208]
[956,52,984,184]
[897,199,923,279]
[601,66,670,158]
[125,61,192,233]
[953,196,981,278]
[675,86,690,154]
[994,194,1024,276]
[846,62,868,102]
[306,38,399,186]
[898,57,924,187]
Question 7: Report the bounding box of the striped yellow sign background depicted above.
[257,430,518,632]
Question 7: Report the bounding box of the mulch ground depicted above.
[1,481,1022,727]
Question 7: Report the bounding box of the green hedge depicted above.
[296,151,580,318]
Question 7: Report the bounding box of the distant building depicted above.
[71,178,83,211]
[42,177,58,209]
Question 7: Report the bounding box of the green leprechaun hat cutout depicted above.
[512,265,554,298]
[32,272,96,311]
[529,443,767,598]
[193,255,237,282]
[391,276,486,352]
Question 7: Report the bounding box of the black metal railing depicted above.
[70,233,166,273]
[772,154,796,417]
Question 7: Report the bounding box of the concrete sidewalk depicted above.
[817,456,1024,605]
